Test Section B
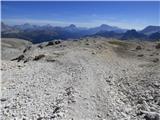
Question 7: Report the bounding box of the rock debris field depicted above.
[1,38,160,120]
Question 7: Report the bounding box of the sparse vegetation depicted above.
[108,40,128,46]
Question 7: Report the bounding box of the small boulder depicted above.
[152,58,159,63]
[46,59,56,62]
[37,117,43,120]
[136,45,142,50]
[33,54,45,61]
[55,40,61,45]
[46,41,54,46]
[140,110,160,120]
[37,44,43,49]
[85,43,89,45]
[155,43,160,49]
[0,98,7,102]
[137,54,144,57]
[53,106,60,114]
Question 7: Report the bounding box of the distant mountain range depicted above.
[140,26,160,35]
[1,22,160,43]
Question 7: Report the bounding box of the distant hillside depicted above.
[141,26,160,35]
[90,29,160,41]
[1,38,32,60]
[121,29,147,40]
[88,24,127,34]
[1,38,32,48]
[91,31,123,39]
[149,32,160,41]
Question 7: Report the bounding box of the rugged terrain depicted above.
[2,22,160,43]
[1,37,160,120]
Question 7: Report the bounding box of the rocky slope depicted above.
[1,37,160,120]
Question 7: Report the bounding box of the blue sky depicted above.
[2,1,160,30]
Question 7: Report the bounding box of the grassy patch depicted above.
[108,41,128,47]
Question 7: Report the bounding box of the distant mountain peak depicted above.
[68,24,76,28]
[100,24,110,27]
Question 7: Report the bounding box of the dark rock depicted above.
[146,49,152,51]
[155,43,160,49]
[37,44,43,49]
[24,59,29,63]
[65,87,76,104]
[0,98,7,102]
[46,59,56,62]
[50,116,55,119]
[138,54,144,57]
[140,111,160,120]
[65,87,74,96]
[33,54,45,61]
[55,40,61,44]
[37,117,43,120]
[152,58,159,63]
[46,41,54,46]
[23,49,27,53]
[53,106,60,114]
[97,114,101,118]
[136,46,142,50]
[11,55,25,62]
[4,106,9,109]
[23,46,31,53]
[59,45,66,47]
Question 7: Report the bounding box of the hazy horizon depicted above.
[2,1,160,30]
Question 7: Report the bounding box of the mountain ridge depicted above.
[1,22,160,43]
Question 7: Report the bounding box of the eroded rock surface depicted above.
[1,37,160,120]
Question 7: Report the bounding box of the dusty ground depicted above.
[1,37,160,120]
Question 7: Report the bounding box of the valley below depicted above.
[1,37,160,120]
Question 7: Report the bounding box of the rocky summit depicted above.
[1,37,160,120]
